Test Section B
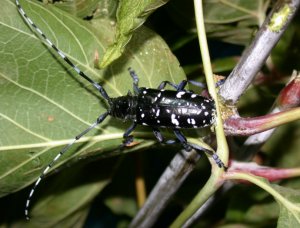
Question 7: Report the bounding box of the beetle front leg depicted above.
[153,128,179,146]
[157,81,183,90]
[128,68,140,94]
[122,122,137,146]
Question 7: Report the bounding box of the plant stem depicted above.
[170,0,228,226]
[193,0,228,167]
[225,172,300,213]
[224,107,300,136]
[170,171,225,227]
[129,149,201,228]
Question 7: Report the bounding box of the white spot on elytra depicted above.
[166,109,171,113]
[176,91,185,98]
[191,119,196,125]
[187,118,191,124]
[204,111,209,116]
[156,109,160,116]
[141,113,145,118]
[142,122,148,126]
[203,120,206,123]
[158,93,161,97]
[182,108,187,114]
[157,120,160,123]
[143,90,147,94]
[171,114,179,126]
[191,94,197,98]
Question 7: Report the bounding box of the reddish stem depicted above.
[227,161,300,182]
[277,74,300,109]
[224,75,300,136]
[224,107,300,136]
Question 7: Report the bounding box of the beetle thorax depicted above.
[109,95,137,121]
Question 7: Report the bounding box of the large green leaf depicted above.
[0,0,185,199]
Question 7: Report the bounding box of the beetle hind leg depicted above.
[173,129,193,151]
[173,129,226,169]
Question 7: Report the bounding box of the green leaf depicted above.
[167,0,266,46]
[204,0,264,45]
[51,0,118,19]
[0,0,185,199]
[273,185,300,227]
[10,160,114,227]
[99,0,169,68]
[226,172,300,227]
[204,0,261,23]
[52,0,102,18]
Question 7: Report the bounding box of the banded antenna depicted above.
[16,0,110,219]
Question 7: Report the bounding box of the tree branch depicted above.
[219,0,300,104]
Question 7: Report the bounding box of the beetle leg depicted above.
[158,80,190,92]
[153,128,182,146]
[152,127,164,142]
[188,79,225,89]
[187,80,206,89]
[173,130,226,169]
[190,143,226,169]
[158,80,207,92]
[122,122,137,146]
[128,68,140,94]
[173,129,193,152]
[176,80,188,91]
[157,81,180,90]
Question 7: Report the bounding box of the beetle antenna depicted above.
[24,112,109,220]
[15,0,110,101]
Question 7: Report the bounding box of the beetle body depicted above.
[109,88,216,129]
[135,88,215,128]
